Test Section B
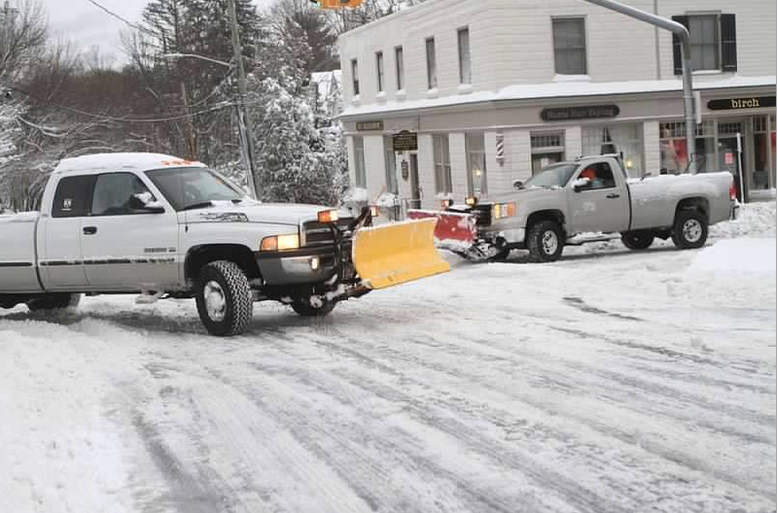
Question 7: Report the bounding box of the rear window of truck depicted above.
[52,175,96,218]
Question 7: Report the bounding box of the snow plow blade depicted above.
[408,209,478,247]
[353,218,450,290]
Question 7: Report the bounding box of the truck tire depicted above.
[527,220,564,263]
[671,210,708,250]
[27,293,81,312]
[195,260,253,336]
[621,231,654,250]
[291,296,337,317]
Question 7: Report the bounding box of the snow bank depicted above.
[711,201,777,239]
[692,238,776,273]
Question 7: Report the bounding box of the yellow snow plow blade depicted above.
[353,218,450,290]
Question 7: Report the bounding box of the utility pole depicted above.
[228,0,260,198]
[579,0,697,173]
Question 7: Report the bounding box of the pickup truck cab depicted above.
[0,153,395,335]
[446,154,734,262]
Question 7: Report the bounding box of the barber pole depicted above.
[496,133,505,165]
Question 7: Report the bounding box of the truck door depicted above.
[80,172,179,291]
[567,161,630,234]
[40,175,94,289]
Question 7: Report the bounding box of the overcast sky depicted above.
[39,0,273,64]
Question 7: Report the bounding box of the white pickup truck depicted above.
[0,153,448,335]
[438,154,736,262]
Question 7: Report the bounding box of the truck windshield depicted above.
[146,167,246,211]
[523,163,578,189]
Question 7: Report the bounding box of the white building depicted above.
[338,0,776,209]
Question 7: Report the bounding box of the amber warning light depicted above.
[310,0,363,8]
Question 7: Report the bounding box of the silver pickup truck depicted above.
[442,154,735,262]
[0,153,447,335]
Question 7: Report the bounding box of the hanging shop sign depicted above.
[540,104,620,122]
[392,130,418,151]
[707,96,776,111]
[356,120,384,131]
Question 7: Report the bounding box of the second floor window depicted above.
[351,59,360,96]
[395,46,404,90]
[552,18,587,75]
[458,28,471,84]
[376,51,384,92]
[690,14,719,71]
[672,14,737,74]
[426,37,437,89]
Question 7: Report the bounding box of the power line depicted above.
[82,0,158,38]
[9,86,240,124]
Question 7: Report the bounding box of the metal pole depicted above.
[579,0,697,173]
[228,0,259,198]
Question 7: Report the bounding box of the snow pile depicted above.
[691,238,776,273]
[711,201,776,239]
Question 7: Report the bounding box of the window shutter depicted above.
[721,14,737,72]
[672,15,689,76]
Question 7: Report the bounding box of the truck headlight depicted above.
[317,209,339,223]
[260,233,300,251]
[493,202,516,220]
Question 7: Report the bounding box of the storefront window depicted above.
[531,132,565,174]
[659,121,716,174]
[465,133,487,196]
[582,124,644,177]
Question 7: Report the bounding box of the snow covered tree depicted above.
[248,77,342,206]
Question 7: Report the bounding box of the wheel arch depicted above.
[525,209,566,237]
[675,196,710,223]
[185,244,261,284]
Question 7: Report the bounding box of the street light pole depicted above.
[228,0,260,198]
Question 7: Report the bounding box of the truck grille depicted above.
[470,204,493,227]
[302,218,354,246]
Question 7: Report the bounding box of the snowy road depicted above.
[1,204,776,513]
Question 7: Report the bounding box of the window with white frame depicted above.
[351,59,360,96]
[531,132,565,174]
[457,27,471,85]
[689,14,720,71]
[465,133,487,195]
[583,124,646,177]
[426,37,437,89]
[432,134,452,194]
[353,136,366,187]
[395,46,404,91]
[552,18,587,75]
[376,51,384,93]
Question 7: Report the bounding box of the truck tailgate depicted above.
[0,212,43,293]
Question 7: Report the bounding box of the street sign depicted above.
[393,130,418,151]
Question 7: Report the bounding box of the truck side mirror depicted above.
[513,179,524,190]
[572,177,590,193]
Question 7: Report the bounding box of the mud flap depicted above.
[407,209,477,249]
[352,218,450,290]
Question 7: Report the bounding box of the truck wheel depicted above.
[527,221,564,263]
[291,296,337,317]
[621,231,654,250]
[27,293,81,312]
[671,210,708,250]
[195,260,253,336]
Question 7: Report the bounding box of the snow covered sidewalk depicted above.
[0,202,776,513]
